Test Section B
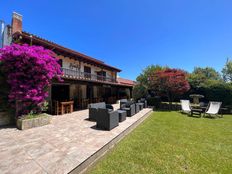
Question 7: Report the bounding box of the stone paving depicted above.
[0,104,152,174]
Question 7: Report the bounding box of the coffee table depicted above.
[117,110,127,122]
[135,103,140,113]
[138,103,144,110]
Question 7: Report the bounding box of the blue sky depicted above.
[1,0,232,80]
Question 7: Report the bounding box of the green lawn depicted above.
[88,112,232,174]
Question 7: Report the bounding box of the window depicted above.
[97,71,106,81]
[84,66,91,73]
[84,66,91,79]
[58,59,63,67]
[101,71,106,77]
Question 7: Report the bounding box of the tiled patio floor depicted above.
[0,104,152,174]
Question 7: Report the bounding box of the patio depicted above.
[0,104,152,174]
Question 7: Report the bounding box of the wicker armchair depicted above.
[138,98,148,108]
[95,108,119,130]
[120,102,136,117]
[89,102,113,121]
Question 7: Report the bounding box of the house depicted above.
[1,12,135,114]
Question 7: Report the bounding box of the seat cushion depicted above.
[125,101,134,107]
[122,108,130,111]
[120,99,128,103]
[108,109,113,112]
[96,102,106,108]
[117,110,127,114]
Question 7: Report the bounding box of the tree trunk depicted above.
[167,92,172,111]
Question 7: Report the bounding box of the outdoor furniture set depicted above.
[76,98,116,110]
[180,99,224,118]
[138,98,148,108]
[88,99,147,130]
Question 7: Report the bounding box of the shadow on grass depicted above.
[202,115,219,119]
[153,108,174,112]
[180,112,220,119]
[187,114,202,118]
[154,109,223,119]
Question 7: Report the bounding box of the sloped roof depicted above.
[13,31,121,72]
[117,77,136,87]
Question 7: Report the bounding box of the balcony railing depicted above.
[61,68,116,83]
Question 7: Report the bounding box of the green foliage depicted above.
[188,67,222,89]
[18,113,49,120]
[199,82,232,106]
[186,66,231,105]
[136,64,167,87]
[40,101,49,112]
[136,64,232,106]
[187,66,232,106]
[132,84,148,101]
[147,97,161,108]
[222,59,232,82]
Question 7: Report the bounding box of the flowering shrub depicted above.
[0,44,63,117]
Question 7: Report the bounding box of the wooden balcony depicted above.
[61,68,116,83]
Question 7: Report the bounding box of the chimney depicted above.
[12,12,22,34]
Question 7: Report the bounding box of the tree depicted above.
[136,65,168,101]
[149,68,190,108]
[0,44,63,117]
[188,67,222,89]
[132,84,148,101]
[201,82,232,106]
[136,64,167,88]
[222,58,232,82]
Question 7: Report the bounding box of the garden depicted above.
[88,111,232,174]
[88,62,232,173]
[133,62,232,113]
[0,43,232,173]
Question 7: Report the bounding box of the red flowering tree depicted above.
[148,68,190,108]
[0,44,63,117]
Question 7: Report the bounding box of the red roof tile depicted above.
[117,77,136,86]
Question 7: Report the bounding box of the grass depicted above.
[88,112,232,174]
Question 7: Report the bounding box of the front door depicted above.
[86,85,93,99]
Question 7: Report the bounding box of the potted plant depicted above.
[16,110,51,130]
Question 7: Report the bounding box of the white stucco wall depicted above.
[58,55,116,79]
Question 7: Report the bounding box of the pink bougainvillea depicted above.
[0,44,63,116]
